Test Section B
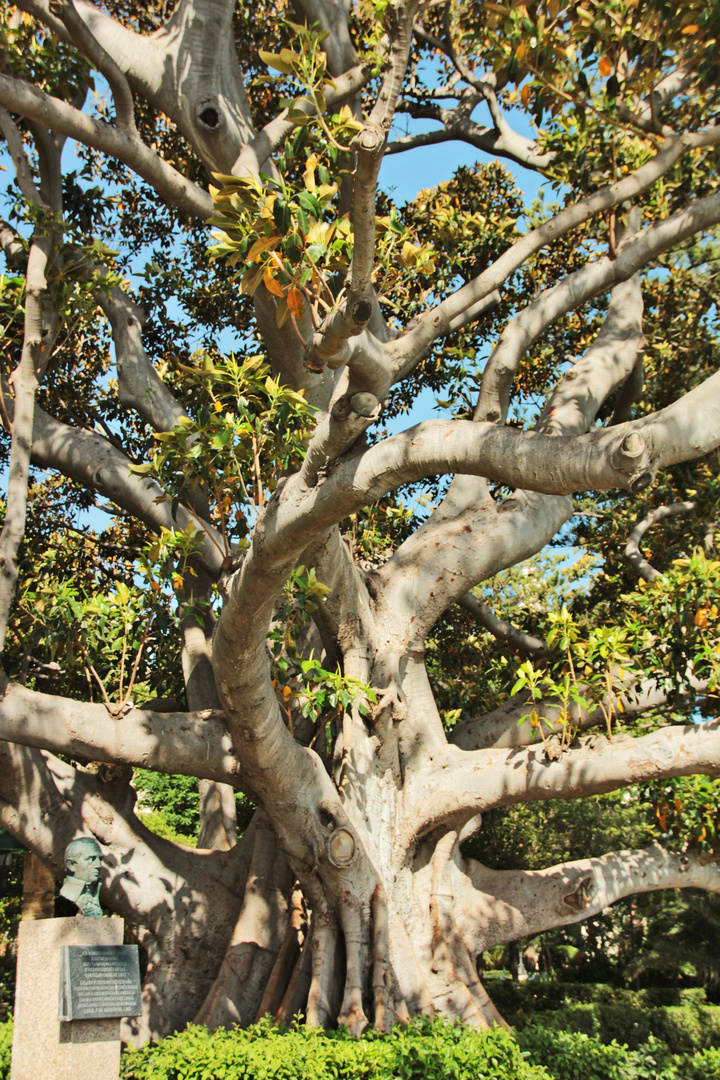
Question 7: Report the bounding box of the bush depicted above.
[0,1018,12,1080]
[682,1046,720,1080]
[487,981,720,1054]
[118,1014,720,1080]
[121,1018,551,1080]
[517,1025,720,1080]
[485,979,709,1017]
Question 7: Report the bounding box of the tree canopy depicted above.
[0,0,719,1043]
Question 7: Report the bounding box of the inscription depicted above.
[59,944,142,1021]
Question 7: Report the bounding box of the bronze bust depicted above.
[60,836,103,917]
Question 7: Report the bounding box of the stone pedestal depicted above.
[11,916,124,1080]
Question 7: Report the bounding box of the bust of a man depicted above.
[60,836,103,917]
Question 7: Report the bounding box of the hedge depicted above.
[516,1026,720,1080]
[120,1019,551,1080]
[490,982,720,1053]
[2,1007,720,1080]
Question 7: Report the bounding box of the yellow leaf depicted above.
[287,287,304,320]
[304,153,317,193]
[681,23,699,34]
[213,400,223,412]
[599,56,613,76]
[247,234,281,262]
[263,266,286,297]
[521,83,532,107]
[695,607,709,628]
[516,41,526,61]
[275,297,291,328]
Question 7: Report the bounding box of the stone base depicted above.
[11,916,124,1080]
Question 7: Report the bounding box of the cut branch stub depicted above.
[352,298,374,326]
[562,874,595,912]
[327,826,357,868]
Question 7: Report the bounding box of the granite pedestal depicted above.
[11,916,124,1080]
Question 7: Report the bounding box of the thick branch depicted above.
[0,219,25,266]
[0,679,241,784]
[371,250,642,632]
[449,675,699,752]
[308,1,419,366]
[19,0,257,175]
[296,0,356,76]
[0,73,212,218]
[480,265,644,427]
[405,718,720,849]
[94,287,188,432]
[273,366,720,550]
[456,846,720,954]
[0,236,53,649]
[0,108,45,206]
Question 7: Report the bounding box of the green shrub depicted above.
[509,999,720,1053]
[517,1025,720,1080]
[682,1046,720,1080]
[119,1015,720,1080]
[0,1018,12,1080]
[121,1018,551,1080]
[516,1026,682,1080]
[485,979,710,1019]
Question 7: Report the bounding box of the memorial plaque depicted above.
[59,944,142,1022]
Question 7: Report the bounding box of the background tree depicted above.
[0,0,719,1044]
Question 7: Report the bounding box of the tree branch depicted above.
[449,675,704,752]
[0,235,55,651]
[272,364,720,550]
[457,594,547,656]
[0,108,45,206]
[404,718,720,850]
[50,0,137,136]
[18,0,258,176]
[479,262,644,427]
[388,105,553,171]
[308,1,420,368]
[0,73,213,218]
[93,286,188,432]
[625,501,696,582]
[0,219,26,267]
[388,128,720,370]
[368,241,643,636]
[12,400,225,573]
[455,845,720,953]
[0,678,241,784]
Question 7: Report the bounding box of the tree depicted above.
[0,0,719,1045]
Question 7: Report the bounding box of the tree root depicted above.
[194,812,292,1028]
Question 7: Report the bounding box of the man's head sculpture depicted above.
[60,836,103,917]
